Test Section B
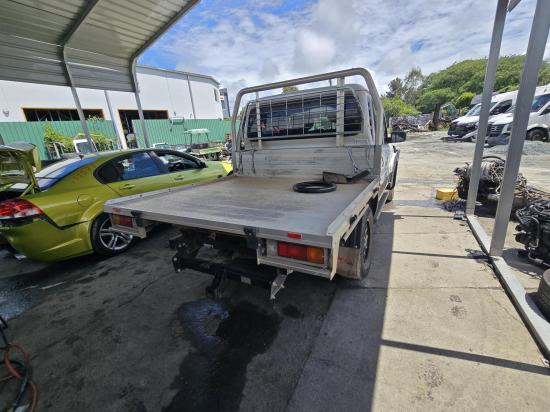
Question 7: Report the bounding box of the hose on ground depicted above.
[1,315,38,412]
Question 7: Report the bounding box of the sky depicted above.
[140,0,549,102]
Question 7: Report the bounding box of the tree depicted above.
[403,67,424,106]
[382,97,419,118]
[386,77,405,100]
[454,92,475,109]
[414,56,550,112]
[416,88,455,113]
[282,86,299,93]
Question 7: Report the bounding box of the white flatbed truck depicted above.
[105,68,399,298]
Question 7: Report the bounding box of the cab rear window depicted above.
[245,91,362,140]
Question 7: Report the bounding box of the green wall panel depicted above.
[132,119,239,147]
[0,120,117,159]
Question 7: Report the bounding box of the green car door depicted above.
[152,150,222,187]
[97,151,173,197]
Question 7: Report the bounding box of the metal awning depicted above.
[0,0,200,148]
[0,0,199,92]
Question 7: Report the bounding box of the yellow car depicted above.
[0,144,231,262]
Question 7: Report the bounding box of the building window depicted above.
[23,108,104,122]
[214,89,219,102]
[118,110,169,135]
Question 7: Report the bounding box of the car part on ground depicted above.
[536,270,550,319]
[486,133,510,146]
[516,199,550,268]
[391,114,432,132]
[454,156,549,212]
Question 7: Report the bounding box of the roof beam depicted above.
[60,0,103,47]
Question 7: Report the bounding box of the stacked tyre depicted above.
[537,269,550,320]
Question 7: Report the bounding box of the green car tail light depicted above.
[0,199,44,220]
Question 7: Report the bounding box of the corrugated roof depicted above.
[0,0,200,92]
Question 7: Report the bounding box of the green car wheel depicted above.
[91,214,135,256]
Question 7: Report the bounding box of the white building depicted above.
[0,66,223,148]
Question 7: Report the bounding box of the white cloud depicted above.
[147,0,548,108]
[294,29,336,71]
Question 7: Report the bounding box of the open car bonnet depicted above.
[0,143,42,194]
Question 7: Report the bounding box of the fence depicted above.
[0,120,118,159]
[132,119,239,147]
[0,118,239,159]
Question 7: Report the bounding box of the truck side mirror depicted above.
[386,131,406,143]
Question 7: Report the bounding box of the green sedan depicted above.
[0,144,232,262]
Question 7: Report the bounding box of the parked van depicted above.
[448,90,517,137]
[487,84,550,145]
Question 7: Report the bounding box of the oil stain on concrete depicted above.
[164,299,281,412]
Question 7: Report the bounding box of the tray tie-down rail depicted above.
[169,229,289,300]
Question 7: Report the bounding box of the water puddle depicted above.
[164,299,281,412]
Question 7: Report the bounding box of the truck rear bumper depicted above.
[172,250,289,300]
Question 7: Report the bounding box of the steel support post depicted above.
[490,0,550,256]
[466,0,508,214]
[104,90,125,149]
[134,91,150,148]
[187,74,197,119]
[69,85,95,151]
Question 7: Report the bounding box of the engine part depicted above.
[454,156,529,211]
[515,199,550,267]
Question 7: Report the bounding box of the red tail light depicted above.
[277,242,325,264]
[0,199,44,220]
[112,214,133,227]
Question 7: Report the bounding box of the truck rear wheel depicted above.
[386,162,398,203]
[358,207,374,279]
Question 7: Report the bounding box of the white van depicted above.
[448,90,517,137]
[487,84,550,145]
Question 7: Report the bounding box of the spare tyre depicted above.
[536,269,550,320]
[293,181,336,193]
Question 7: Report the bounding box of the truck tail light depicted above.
[0,199,44,220]
[112,214,133,228]
[277,242,325,264]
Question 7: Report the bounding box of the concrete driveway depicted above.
[1,132,549,411]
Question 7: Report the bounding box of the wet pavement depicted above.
[1,132,549,411]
